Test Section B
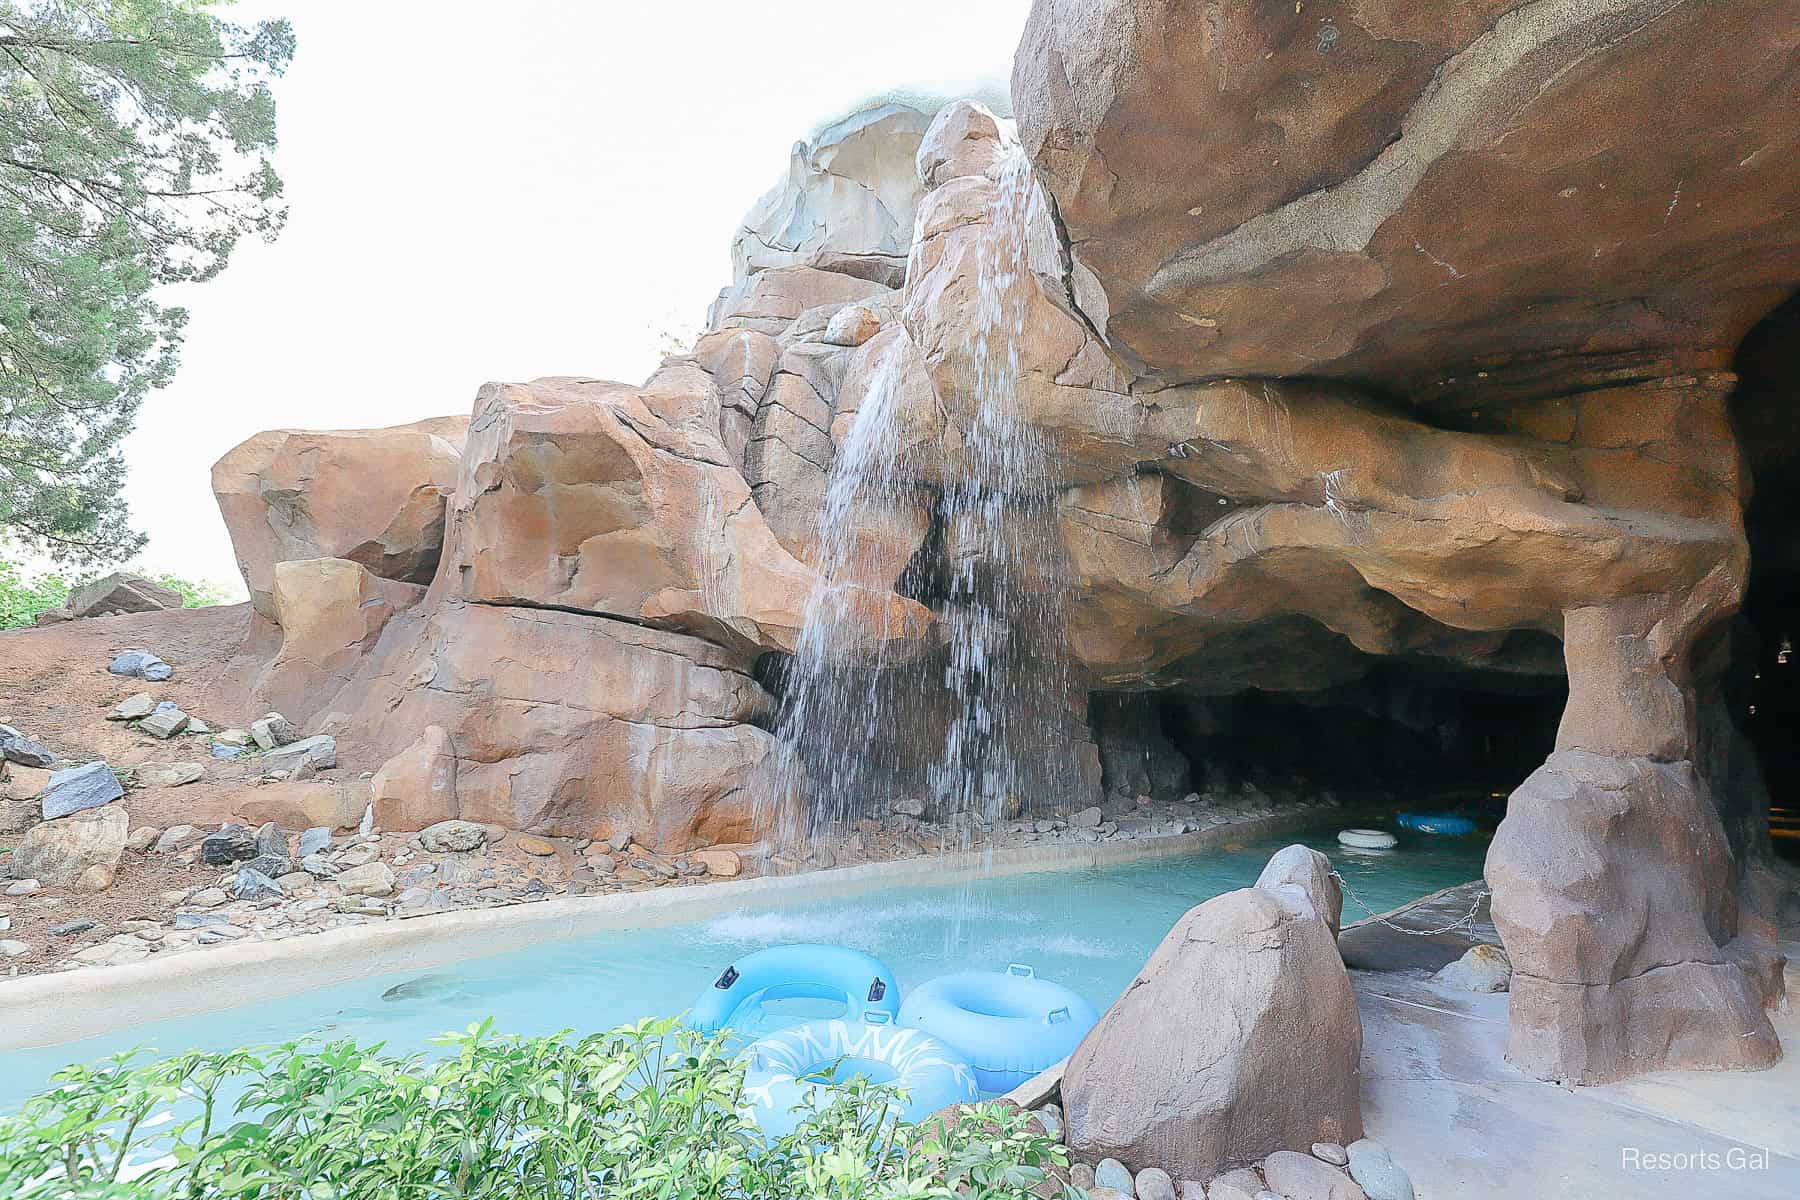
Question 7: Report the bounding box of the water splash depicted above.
[767,146,1083,861]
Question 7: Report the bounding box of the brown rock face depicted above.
[1013,0,1800,393]
[319,600,779,849]
[213,417,468,620]
[1007,2,1792,1084]
[1063,876,1361,1180]
[252,558,424,717]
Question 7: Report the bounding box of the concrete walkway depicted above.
[1352,891,1800,1198]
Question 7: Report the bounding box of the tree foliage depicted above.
[0,0,294,563]
[0,1019,1075,1198]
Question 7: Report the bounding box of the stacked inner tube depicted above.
[741,1012,978,1137]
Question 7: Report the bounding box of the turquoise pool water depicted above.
[0,825,1487,1109]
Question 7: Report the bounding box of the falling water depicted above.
[769,145,1082,874]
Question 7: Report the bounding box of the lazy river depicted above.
[0,824,1488,1109]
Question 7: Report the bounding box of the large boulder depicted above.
[1486,751,1781,1083]
[729,102,931,290]
[1062,857,1362,1180]
[213,416,468,621]
[37,572,182,623]
[445,367,927,658]
[9,804,128,890]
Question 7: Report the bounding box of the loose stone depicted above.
[135,762,203,788]
[201,825,258,865]
[1136,1168,1177,1200]
[297,826,332,857]
[138,704,190,739]
[1346,1141,1415,1200]
[249,713,299,750]
[6,879,41,896]
[2,732,56,768]
[187,887,228,909]
[108,694,156,721]
[40,762,124,819]
[1094,1159,1134,1195]
[233,867,285,900]
[515,833,556,856]
[420,819,487,853]
[1313,1143,1349,1167]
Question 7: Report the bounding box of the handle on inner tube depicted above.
[1007,963,1036,978]
[862,1009,894,1025]
[1046,1006,1071,1025]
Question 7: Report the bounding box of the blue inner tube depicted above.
[742,1014,978,1138]
[898,965,1099,1093]
[1397,811,1476,836]
[688,943,900,1034]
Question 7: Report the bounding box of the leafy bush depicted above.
[0,559,70,629]
[0,555,228,630]
[0,1018,1074,1199]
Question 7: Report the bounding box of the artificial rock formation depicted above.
[1063,847,1361,1180]
[213,417,467,620]
[200,5,1798,1083]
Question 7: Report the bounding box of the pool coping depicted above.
[0,807,1340,1053]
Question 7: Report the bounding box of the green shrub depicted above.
[0,1018,1074,1199]
[0,559,71,629]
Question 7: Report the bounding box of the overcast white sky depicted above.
[121,0,1029,591]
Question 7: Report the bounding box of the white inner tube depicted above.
[1338,827,1398,850]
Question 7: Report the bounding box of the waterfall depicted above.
[768,145,1081,860]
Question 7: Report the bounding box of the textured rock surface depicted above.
[1063,868,1361,1180]
[729,103,930,290]
[213,416,468,620]
[47,572,183,621]
[1486,751,1780,1082]
[9,805,128,889]
[1013,0,1800,394]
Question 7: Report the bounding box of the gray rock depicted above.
[188,886,228,908]
[2,733,55,768]
[0,939,29,958]
[1033,1105,1063,1140]
[1205,1170,1265,1200]
[40,762,124,819]
[254,822,289,859]
[419,819,487,853]
[59,573,182,619]
[1346,1141,1414,1200]
[1071,805,1104,828]
[108,649,172,680]
[297,826,332,857]
[108,693,156,721]
[249,713,299,750]
[1178,1183,1207,1200]
[1137,1168,1178,1200]
[210,744,245,759]
[890,796,927,818]
[1312,1143,1349,1167]
[6,879,41,896]
[397,864,438,886]
[232,866,284,900]
[1095,1159,1135,1195]
[173,911,228,929]
[259,735,336,776]
[138,705,190,739]
[200,825,257,865]
[50,918,99,936]
[1260,1151,1364,1200]
[1070,1164,1096,1190]
[300,853,339,878]
[243,853,291,879]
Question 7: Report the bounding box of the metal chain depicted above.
[1332,871,1491,937]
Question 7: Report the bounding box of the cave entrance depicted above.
[1088,667,1566,824]
[1731,290,1800,865]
